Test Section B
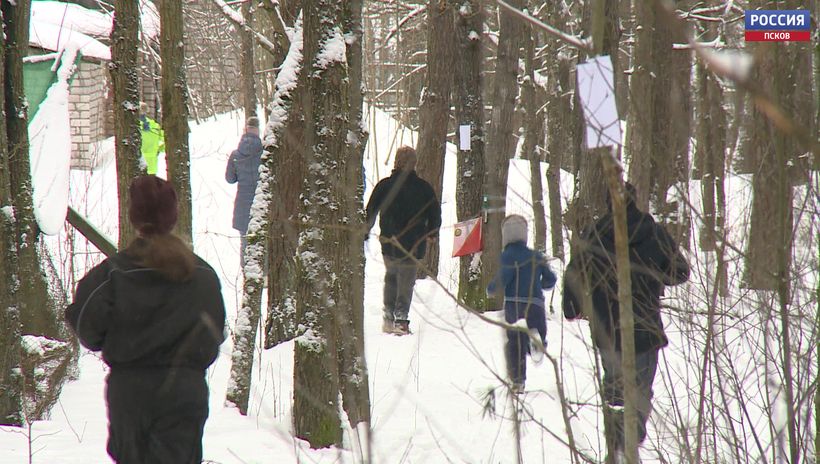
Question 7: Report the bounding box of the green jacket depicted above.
[140,116,165,175]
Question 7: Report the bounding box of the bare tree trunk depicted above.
[589,2,633,461]
[264,112,303,348]
[111,0,142,249]
[601,153,639,464]
[240,0,258,119]
[3,0,72,422]
[744,2,805,460]
[566,0,617,237]
[338,0,372,435]
[544,1,575,260]
[4,0,62,341]
[653,2,692,250]
[227,18,305,415]
[522,22,546,254]
[415,0,454,278]
[293,0,350,447]
[0,7,23,424]
[159,0,193,245]
[625,0,653,211]
[481,0,525,309]
[263,5,304,349]
[694,9,727,267]
[452,0,487,310]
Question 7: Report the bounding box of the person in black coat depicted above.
[365,146,441,335]
[65,175,226,464]
[562,183,689,450]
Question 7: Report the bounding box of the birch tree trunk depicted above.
[159,0,193,245]
[111,0,142,249]
[226,18,305,415]
[452,0,487,309]
[415,0,454,278]
[481,0,525,309]
[293,0,350,446]
[0,7,23,424]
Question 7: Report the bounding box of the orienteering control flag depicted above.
[452,217,482,257]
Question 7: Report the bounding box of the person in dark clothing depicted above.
[365,146,442,335]
[487,215,557,393]
[226,116,264,266]
[65,175,226,464]
[562,182,689,450]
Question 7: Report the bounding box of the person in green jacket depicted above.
[139,102,165,175]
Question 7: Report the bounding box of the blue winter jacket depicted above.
[487,241,557,307]
[225,133,264,234]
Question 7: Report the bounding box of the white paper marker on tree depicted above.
[459,124,471,151]
[576,55,622,149]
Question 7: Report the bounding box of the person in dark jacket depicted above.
[365,146,441,335]
[226,116,264,266]
[487,215,557,393]
[562,182,689,450]
[65,175,226,464]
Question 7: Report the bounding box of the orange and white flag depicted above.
[452,217,482,257]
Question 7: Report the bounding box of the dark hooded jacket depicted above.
[65,248,226,463]
[365,169,442,259]
[562,204,689,352]
[65,251,226,369]
[226,133,264,233]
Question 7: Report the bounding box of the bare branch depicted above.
[210,0,278,55]
[371,4,427,56]
[495,0,592,53]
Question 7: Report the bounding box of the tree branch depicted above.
[210,0,278,55]
[495,0,592,53]
[259,0,292,51]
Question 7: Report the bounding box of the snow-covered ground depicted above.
[1,106,816,463]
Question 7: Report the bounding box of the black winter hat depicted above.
[128,175,178,235]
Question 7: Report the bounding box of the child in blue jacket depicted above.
[487,215,557,392]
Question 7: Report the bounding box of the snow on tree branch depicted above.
[210,0,278,55]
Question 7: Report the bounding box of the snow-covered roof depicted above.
[28,0,161,61]
[30,19,111,61]
[31,1,113,38]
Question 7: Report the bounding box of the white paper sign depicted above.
[459,124,471,151]
[576,55,622,149]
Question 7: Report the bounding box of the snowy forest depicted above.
[0,0,818,463]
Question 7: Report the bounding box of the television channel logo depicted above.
[745,10,810,42]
